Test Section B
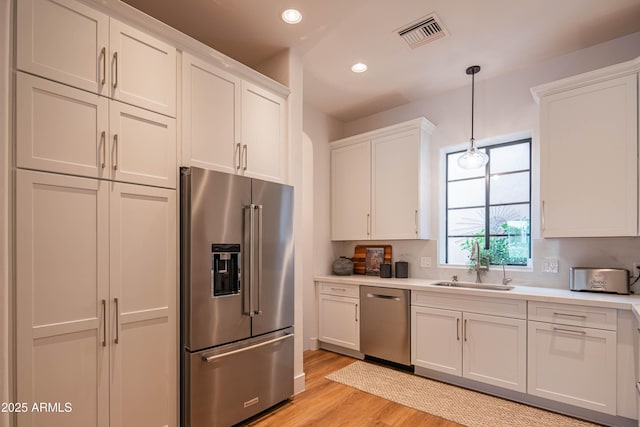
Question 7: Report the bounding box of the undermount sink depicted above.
[432,281,514,291]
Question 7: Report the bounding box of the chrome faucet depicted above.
[470,241,488,283]
[502,262,512,286]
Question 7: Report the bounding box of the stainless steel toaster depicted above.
[569,267,629,294]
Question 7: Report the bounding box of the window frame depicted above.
[445,138,532,266]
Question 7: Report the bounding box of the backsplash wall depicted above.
[332,238,640,292]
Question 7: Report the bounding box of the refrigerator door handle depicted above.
[255,204,263,315]
[243,204,254,316]
[201,333,293,363]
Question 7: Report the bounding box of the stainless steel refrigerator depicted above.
[180,167,294,427]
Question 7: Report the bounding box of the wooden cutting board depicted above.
[352,245,392,275]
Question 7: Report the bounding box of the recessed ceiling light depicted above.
[282,9,302,24]
[351,62,368,73]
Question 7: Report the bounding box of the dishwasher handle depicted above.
[366,293,400,301]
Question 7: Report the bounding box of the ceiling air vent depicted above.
[397,13,447,49]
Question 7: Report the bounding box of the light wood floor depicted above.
[239,349,462,426]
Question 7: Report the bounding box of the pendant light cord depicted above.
[471,70,475,143]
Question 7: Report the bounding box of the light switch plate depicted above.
[542,258,559,273]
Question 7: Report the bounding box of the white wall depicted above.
[302,103,343,350]
[319,32,640,292]
[0,0,10,426]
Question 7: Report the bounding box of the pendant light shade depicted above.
[457,65,488,169]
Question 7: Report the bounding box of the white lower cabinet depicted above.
[527,302,617,415]
[318,283,359,351]
[16,169,177,427]
[411,292,527,393]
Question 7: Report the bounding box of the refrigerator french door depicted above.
[180,167,294,427]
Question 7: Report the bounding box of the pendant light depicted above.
[457,65,488,169]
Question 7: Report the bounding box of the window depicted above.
[445,139,531,266]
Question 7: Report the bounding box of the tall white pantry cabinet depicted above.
[15,0,177,426]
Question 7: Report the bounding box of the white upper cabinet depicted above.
[16,72,108,178]
[109,19,176,117]
[532,59,639,237]
[240,81,287,183]
[330,118,434,241]
[18,0,176,117]
[181,52,240,174]
[331,140,371,241]
[371,128,423,239]
[17,0,109,96]
[181,53,288,183]
[17,72,176,188]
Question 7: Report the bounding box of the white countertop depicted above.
[315,274,640,312]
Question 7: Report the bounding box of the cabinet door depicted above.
[181,53,240,173]
[331,141,371,240]
[17,72,109,178]
[16,170,109,427]
[240,81,286,183]
[371,129,420,239]
[462,313,526,392]
[109,19,176,117]
[110,183,177,427]
[411,306,462,376]
[110,100,176,188]
[17,0,109,95]
[318,294,359,351]
[540,74,638,237]
[528,320,616,414]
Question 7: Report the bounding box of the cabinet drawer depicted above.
[318,282,359,298]
[412,291,526,319]
[528,301,617,331]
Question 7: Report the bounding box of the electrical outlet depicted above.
[420,257,432,268]
[542,258,559,273]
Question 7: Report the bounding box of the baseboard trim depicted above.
[293,372,306,395]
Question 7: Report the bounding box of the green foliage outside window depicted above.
[460,219,530,266]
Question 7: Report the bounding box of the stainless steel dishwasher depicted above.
[360,286,411,366]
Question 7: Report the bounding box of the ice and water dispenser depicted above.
[211,244,241,296]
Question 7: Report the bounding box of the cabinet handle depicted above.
[330,287,346,292]
[355,303,358,322]
[367,213,371,236]
[553,327,586,335]
[101,299,106,347]
[541,200,545,232]
[552,312,587,319]
[100,47,106,86]
[464,319,468,341]
[415,209,418,235]
[242,144,248,171]
[456,318,460,341]
[113,134,118,170]
[112,52,118,89]
[114,297,120,344]
[235,143,241,170]
[100,131,106,169]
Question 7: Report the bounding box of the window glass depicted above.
[489,204,530,235]
[446,139,531,266]
[447,178,484,209]
[490,144,530,174]
[447,207,485,236]
[489,172,530,205]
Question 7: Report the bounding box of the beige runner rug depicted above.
[326,361,601,427]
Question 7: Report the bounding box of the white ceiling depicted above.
[122,0,640,122]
